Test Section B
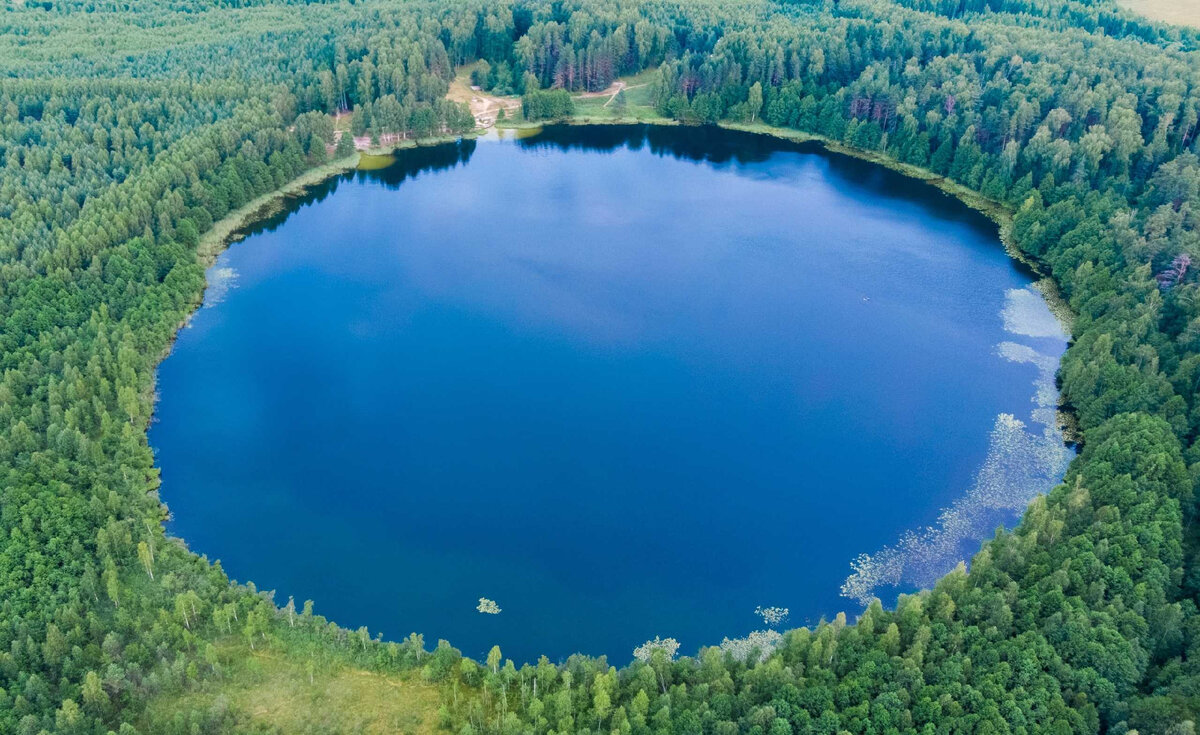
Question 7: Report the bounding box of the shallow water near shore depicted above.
[152,125,1069,663]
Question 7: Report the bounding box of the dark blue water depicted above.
[152,126,1068,663]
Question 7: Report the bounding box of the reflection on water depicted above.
[236,138,478,239]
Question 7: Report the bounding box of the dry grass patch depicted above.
[1118,0,1200,28]
[145,646,442,735]
[448,68,521,128]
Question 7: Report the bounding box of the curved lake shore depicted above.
[153,124,1071,663]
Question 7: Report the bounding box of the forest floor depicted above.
[1118,0,1200,27]
[140,640,441,734]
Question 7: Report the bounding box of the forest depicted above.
[3,0,1200,732]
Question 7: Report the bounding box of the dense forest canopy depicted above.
[5,0,1200,732]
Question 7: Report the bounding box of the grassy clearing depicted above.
[448,65,522,127]
[565,69,661,122]
[570,94,656,122]
[142,641,442,734]
[1118,0,1200,28]
[617,68,660,97]
[491,71,666,127]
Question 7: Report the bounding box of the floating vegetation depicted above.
[633,636,680,662]
[356,153,396,171]
[205,267,238,307]
[476,597,501,614]
[754,606,789,627]
[841,287,1072,605]
[1000,286,1066,339]
[512,125,544,139]
[719,630,782,663]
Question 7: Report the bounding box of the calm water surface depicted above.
[151,126,1069,663]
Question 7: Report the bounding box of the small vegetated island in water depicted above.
[5,0,1200,733]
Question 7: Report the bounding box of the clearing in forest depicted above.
[448,73,521,128]
[1118,0,1200,28]
[575,79,648,106]
[142,645,441,735]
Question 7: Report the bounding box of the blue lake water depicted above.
[151,125,1070,664]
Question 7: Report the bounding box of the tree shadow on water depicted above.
[237,138,478,238]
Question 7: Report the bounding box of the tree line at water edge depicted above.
[4,0,1200,732]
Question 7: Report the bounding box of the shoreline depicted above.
[499,115,1074,325]
[151,115,1084,650]
[196,155,361,270]
[157,135,479,409]
[196,133,478,270]
[192,116,1079,410]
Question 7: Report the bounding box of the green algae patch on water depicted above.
[357,153,397,170]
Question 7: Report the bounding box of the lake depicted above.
[150,125,1070,664]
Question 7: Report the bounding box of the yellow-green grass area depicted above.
[1118,0,1200,28]
[496,70,664,127]
[570,95,655,121]
[569,69,659,121]
[140,641,442,734]
[618,69,662,98]
[360,132,478,158]
[357,152,399,169]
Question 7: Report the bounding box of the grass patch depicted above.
[357,152,398,170]
[569,95,656,122]
[141,641,442,735]
[565,69,661,122]
[619,68,660,100]
[1118,0,1200,28]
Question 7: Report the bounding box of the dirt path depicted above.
[575,81,648,107]
[330,129,410,152]
[447,76,521,128]
[443,72,650,128]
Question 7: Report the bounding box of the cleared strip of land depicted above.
[142,644,441,734]
[447,73,522,128]
[1118,0,1200,28]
